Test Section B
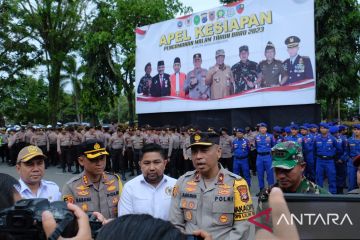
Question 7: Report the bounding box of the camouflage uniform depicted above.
[258,141,330,214]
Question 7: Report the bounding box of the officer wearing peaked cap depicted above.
[257,41,288,87]
[169,132,254,240]
[206,49,235,100]
[184,53,209,100]
[62,139,123,219]
[283,36,314,85]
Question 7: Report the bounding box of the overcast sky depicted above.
[179,0,221,15]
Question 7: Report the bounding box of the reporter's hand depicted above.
[42,203,92,240]
[92,211,114,225]
[255,187,299,240]
[193,229,213,240]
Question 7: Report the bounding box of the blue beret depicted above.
[236,128,245,133]
[353,124,360,130]
[290,124,299,130]
[285,127,291,133]
[338,125,345,131]
[273,126,282,133]
[309,124,318,129]
[329,126,339,134]
[319,122,329,129]
[300,125,308,130]
[259,122,267,128]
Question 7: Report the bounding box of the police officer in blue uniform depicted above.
[300,125,315,182]
[284,124,303,146]
[255,123,275,195]
[346,124,360,191]
[313,123,340,194]
[330,126,347,194]
[232,128,251,186]
[282,36,314,85]
[309,123,319,137]
[272,126,284,144]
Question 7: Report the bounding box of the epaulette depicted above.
[65,174,82,185]
[183,169,197,177]
[228,171,242,180]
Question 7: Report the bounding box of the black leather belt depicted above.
[258,152,270,156]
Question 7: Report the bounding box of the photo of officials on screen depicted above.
[137,35,314,100]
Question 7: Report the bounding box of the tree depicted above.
[0,1,41,125]
[62,55,84,122]
[1,76,49,124]
[315,0,360,119]
[81,0,191,126]
[10,0,87,125]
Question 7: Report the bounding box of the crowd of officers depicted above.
[0,121,359,194]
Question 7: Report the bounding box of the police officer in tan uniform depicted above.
[47,126,59,166]
[108,128,126,180]
[70,126,83,174]
[169,132,254,240]
[131,128,145,175]
[159,128,170,156]
[57,127,72,173]
[205,49,234,100]
[62,139,123,219]
[219,128,234,171]
[123,128,134,175]
[30,127,49,168]
[184,53,209,100]
[168,127,182,178]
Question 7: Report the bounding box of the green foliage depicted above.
[10,0,87,125]
[1,77,49,124]
[315,0,360,119]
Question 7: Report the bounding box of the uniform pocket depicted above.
[180,197,197,225]
[212,201,234,226]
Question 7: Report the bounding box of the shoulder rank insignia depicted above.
[107,185,116,192]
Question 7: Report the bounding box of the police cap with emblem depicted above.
[285,36,300,48]
[193,53,201,59]
[271,141,304,169]
[81,139,109,159]
[188,132,220,149]
[17,145,47,163]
